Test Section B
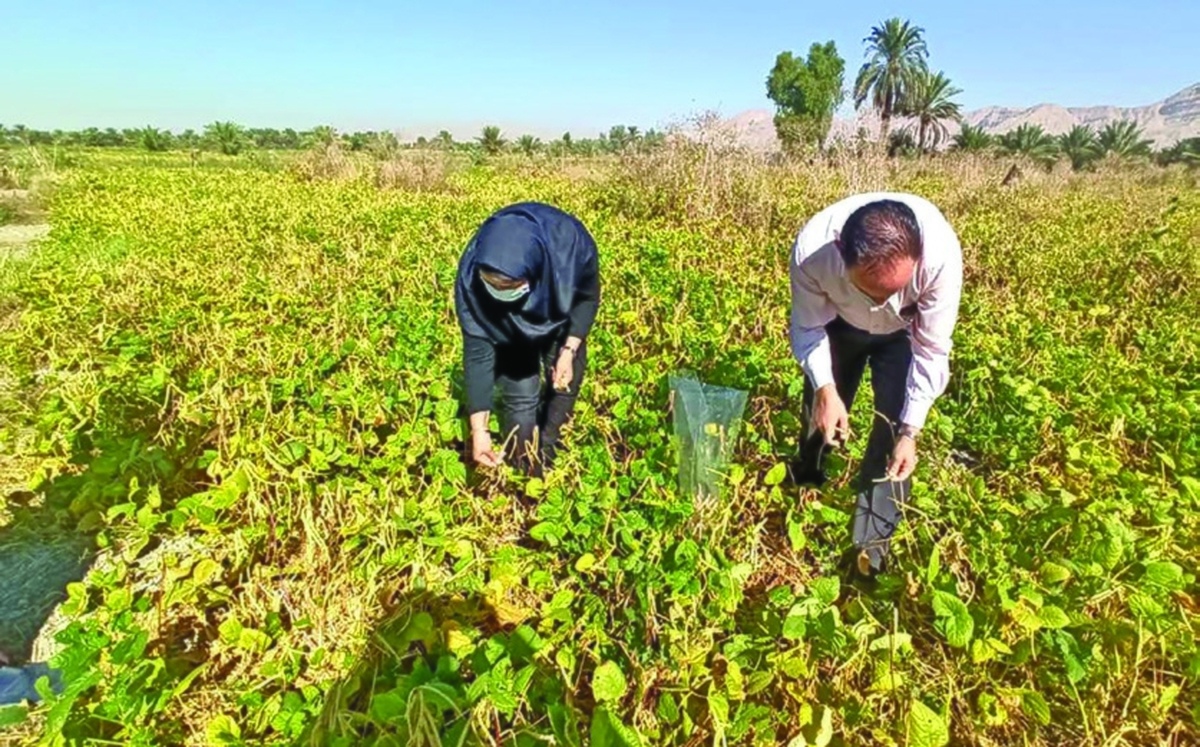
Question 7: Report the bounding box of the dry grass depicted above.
[289,141,360,183]
[374,150,462,193]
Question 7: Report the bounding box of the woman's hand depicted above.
[468,411,503,468]
[553,337,582,392]
[471,429,503,468]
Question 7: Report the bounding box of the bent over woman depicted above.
[454,202,600,476]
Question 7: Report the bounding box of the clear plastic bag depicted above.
[669,371,749,506]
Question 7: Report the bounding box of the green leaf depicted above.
[1179,475,1200,499]
[782,605,807,640]
[1011,603,1043,631]
[1021,690,1051,726]
[575,552,597,572]
[764,462,787,486]
[787,515,807,552]
[370,690,406,723]
[656,691,680,724]
[907,699,949,747]
[869,633,913,654]
[529,521,562,546]
[811,577,840,607]
[725,659,745,700]
[1094,534,1123,570]
[1038,605,1071,630]
[60,582,89,617]
[206,714,242,746]
[813,705,834,747]
[926,542,942,583]
[1142,561,1183,591]
[193,558,222,586]
[1055,631,1088,685]
[0,705,27,727]
[971,637,1011,664]
[237,627,272,653]
[592,661,627,703]
[708,690,730,736]
[218,616,243,645]
[1039,561,1071,585]
[932,590,974,648]
[590,706,642,747]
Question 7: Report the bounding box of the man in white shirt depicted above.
[789,192,963,577]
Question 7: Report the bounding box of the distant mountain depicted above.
[722,83,1200,151]
[964,83,1200,146]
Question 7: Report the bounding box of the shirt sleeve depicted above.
[901,238,964,429]
[463,333,497,416]
[789,244,838,390]
[567,257,600,340]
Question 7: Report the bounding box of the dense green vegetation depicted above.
[0,142,1195,746]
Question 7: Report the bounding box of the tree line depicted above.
[767,18,1200,168]
[0,121,666,158]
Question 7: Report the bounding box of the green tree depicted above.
[1157,137,1200,166]
[607,125,636,152]
[888,129,919,158]
[1057,125,1101,171]
[368,131,400,160]
[900,69,962,152]
[178,129,200,149]
[516,134,541,157]
[436,130,454,149]
[951,123,993,152]
[853,18,929,142]
[998,123,1058,166]
[477,126,506,155]
[204,121,247,155]
[1097,120,1153,158]
[306,125,338,148]
[138,126,173,152]
[766,41,846,152]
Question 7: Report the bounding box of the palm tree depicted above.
[436,130,454,149]
[1157,137,1200,166]
[1057,125,1100,171]
[477,126,505,155]
[998,124,1058,166]
[139,126,172,152]
[951,123,993,152]
[204,121,247,156]
[853,18,929,142]
[888,129,919,158]
[900,69,962,152]
[1098,120,1153,158]
[516,134,540,157]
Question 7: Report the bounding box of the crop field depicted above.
[0,146,1197,746]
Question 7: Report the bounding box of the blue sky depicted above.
[4,0,1197,139]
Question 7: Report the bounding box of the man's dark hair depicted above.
[838,200,923,271]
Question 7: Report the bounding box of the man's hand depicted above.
[471,429,503,468]
[887,435,918,480]
[812,384,850,446]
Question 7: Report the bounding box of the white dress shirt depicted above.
[789,191,963,430]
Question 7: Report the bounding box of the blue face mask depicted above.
[482,278,530,303]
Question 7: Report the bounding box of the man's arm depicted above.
[789,252,837,389]
[901,243,964,430]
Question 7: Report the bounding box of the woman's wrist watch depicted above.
[898,424,921,441]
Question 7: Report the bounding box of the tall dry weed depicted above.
[374,151,459,193]
[290,141,359,183]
